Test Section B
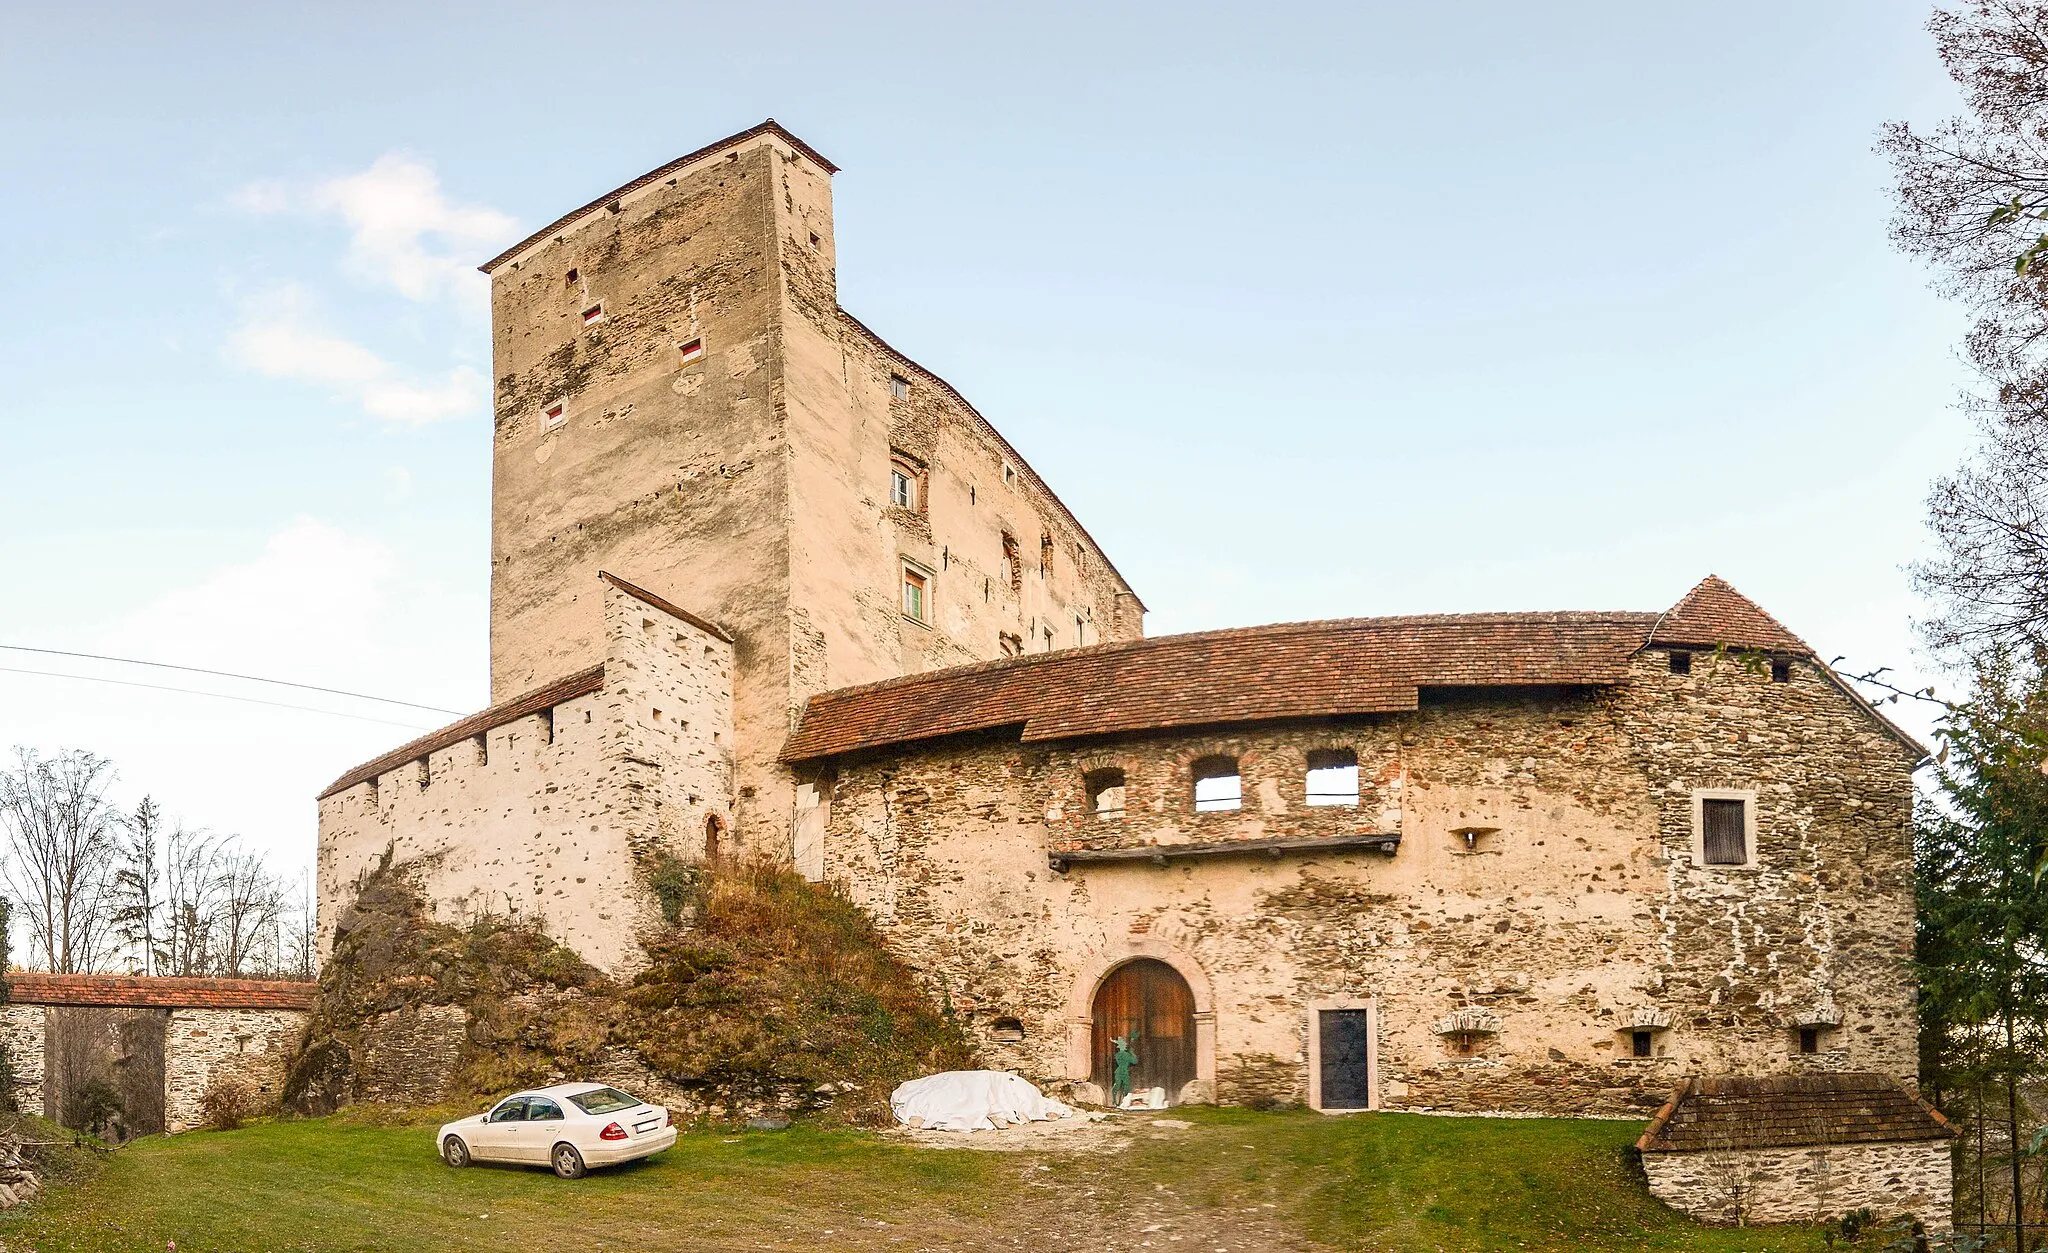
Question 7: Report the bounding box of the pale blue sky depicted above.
[0,2,1974,877]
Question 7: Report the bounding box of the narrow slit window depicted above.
[1701,797,1748,865]
[1306,748,1360,807]
[582,303,604,327]
[1085,768,1126,820]
[902,566,929,623]
[889,373,910,401]
[678,337,704,365]
[1040,532,1054,578]
[1798,1026,1820,1055]
[1192,756,1242,813]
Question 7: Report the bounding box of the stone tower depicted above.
[477,121,1141,858]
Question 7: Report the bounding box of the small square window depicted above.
[565,267,579,284]
[582,303,604,327]
[1771,659,1792,683]
[1798,1027,1820,1055]
[1669,651,1691,674]
[809,231,821,249]
[1631,1030,1654,1059]
[902,567,929,622]
[542,401,567,432]
[889,374,910,401]
[678,337,704,365]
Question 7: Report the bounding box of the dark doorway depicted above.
[46,1006,167,1137]
[1317,1008,1373,1109]
[1091,959,1196,1106]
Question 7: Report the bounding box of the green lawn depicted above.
[2,1108,1835,1252]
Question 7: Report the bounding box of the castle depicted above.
[316,121,1952,1224]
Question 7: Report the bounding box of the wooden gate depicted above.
[46,1006,167,1137]
[1091,959,1196,1105]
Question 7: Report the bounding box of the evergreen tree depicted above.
[111,796,163,976]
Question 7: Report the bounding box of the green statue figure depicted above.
[1111,1032,1139,1106]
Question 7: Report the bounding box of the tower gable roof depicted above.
[1648,575,1811,655]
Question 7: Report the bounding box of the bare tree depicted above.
[211,851,282,978]
[158,823,220,978]
[0,748,121,973]
[1884,3,2048,655]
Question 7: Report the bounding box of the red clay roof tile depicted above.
[318,665,604,800]
[1649,575,1811,655]
[10,973,315,1011]
[782,611,1660,761]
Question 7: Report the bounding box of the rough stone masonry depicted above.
[314,120,1943,1226]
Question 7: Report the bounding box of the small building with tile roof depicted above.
[311,120,1940,1225]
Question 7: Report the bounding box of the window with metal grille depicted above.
[1306,748,1360,807]
[1701,798,1747,865]
[1192,756,1242,812]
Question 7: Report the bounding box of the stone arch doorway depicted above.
[1091,959,1196,1106]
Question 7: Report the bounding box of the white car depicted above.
[438,1083,677,1178]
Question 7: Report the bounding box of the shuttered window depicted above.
[1701,798,1747,865]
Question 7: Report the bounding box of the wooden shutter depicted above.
[1701,798,1747,865]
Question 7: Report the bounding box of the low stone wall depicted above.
[0,1006,45,1117]
[1643,1140,1952,1227]
[163,1008,303,1132]
[354,1004,467,1104]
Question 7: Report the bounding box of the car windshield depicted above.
[568,1087,641,1115]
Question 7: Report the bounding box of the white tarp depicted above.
[890,1070,1077,1132]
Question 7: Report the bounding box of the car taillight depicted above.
[600,1122,628,1141]
[663,1108,673,1127]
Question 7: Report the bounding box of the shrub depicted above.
[199,1076,255,1131]
[69,1079,124,1141]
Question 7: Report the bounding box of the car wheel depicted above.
[442,1136,471,1168]
[551,1142,586,1179]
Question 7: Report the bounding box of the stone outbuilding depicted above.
[1637,1074,1955,1226]
[1,974,313,1134]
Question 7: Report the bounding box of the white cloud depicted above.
[235,154,518,302]
[226,286,486,425]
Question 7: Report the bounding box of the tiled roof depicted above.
[479,119,839,275]
[9,973,316,1011]
[1637,1074,1953,1153]
[318,665,605,800]
[782,611,1660,761]
[1649,575,1811,655]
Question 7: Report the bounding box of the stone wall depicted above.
[352,1004,467,1105]
[319,576,735,973]
[1643,1140,1952,1227]
[162,1008,301,1132]
[820,648,1920,1115]
[0,1005,43,1116]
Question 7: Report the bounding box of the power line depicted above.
[0,644,461,715]
[0,666,437,731]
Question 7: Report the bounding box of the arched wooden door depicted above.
[1091,959,1196,1105]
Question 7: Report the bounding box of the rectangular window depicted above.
[1631,1030,1653,1059]
[1701,798,1747,865]
[1771,659,1792,683]
[582,303,604,327]
[902,567,928,623]
[678,337,704,365]
[542,401,567,432]
[889,373,910,400]
[890,469,913,509]
[1669,651,1691,674]
[1798,1027,1820,1055]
